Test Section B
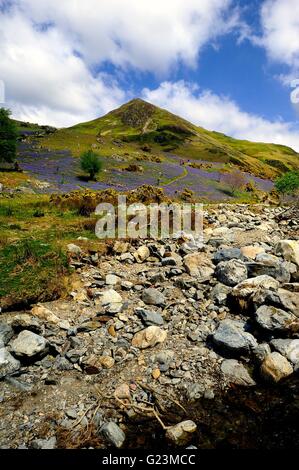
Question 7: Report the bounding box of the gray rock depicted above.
[31,437,57,449]
[67,244,82,255]
[10,330,48,358]
[246,262,291,283]
[101,422,126,448]
[213,248,242,264]
[142,288,166,306]
[212,319,258,355]
[0,323,14,347]
[215,259,248,287]
[252,343,271,363]
[252,288,299,317]
[0,348,21,378]
[255,305,299,334]
[221,359,256,386]
[210,283,231,306]
[270,339,299,364]
[135,308,164,326]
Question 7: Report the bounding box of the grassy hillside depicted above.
[31,99,299,179]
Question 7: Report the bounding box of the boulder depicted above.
[101,289,122,306]
[183,253,214,279]
[255,305,299,334]
[246,262,291,283]
[252,288,299,317]
[0,348,21,378]
[260,352,293,383]
[215,259,248,287]
[213,248,242,264]
[275,240,299,266]
[210,283,231,306]
[165,420,197,446]
[212,320,257,356]
[142,288,166,306]
[270,339,299,365]
[101,422,126,448]
[132,326,167,349]
[10,330,48,358]
[105,274,120,286]
[221,359,256,386]
[240,246,264,260]
[0,323,14,347]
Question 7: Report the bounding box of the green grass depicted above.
[0,193,101,310]
[38,99,299,181]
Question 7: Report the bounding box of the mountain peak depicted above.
[115,98,157,128]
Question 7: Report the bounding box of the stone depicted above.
[142,288,166,306]
[31,437,57,449]
[221,359,256,386]
[260,352,293,383]
[275,240,299,266]
[165,420,197,446]
[135,308,164,326]
[99,356,115,369]
[152,368,161,379]
[255,252,280,266]
[0,348,21,378]
[10,330,48,358]
[213,248,242,264]
[255,305,299,334]
[270,339,299,365]
[114,383,131,400]
[105,274,120,285]
[210,283,231,306]
[31,304,61,325]
[252,343,271,363]
[252,288,299,317]
[240,246,264,260]
[246,263,291,283]
[183,253,214,279]
[101,422,126,448]
[134,246,150,263]
[101,289,122,305]
[121,281,133,290]
[212,319,257,355]
[215,259,248,287]
[113,241,130,254]
[67,244,82,255]
[0,323,14,347]
[132,326,167,349]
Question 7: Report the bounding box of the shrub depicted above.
[0,108,18,164]
[274,171,299,195]
[220,169,247,195]
[80,150,103,180]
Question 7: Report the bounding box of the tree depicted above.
[275,171,299,196]
[220,169,247,195]
[80,150,103,180]
[0,108,18,164]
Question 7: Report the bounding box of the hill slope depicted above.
[34,98,299,179]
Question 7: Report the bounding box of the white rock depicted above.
[10,330,48,358]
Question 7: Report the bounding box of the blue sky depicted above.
[1,0,299,150]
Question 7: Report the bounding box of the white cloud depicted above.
[142,81,299,151]
[0,0,242,126]
[0,9,125,126]
[18,0,239,73]
[258,0,299,73]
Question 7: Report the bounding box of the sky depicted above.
[1,0,299,150]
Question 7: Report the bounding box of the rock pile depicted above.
[0,204,298,448]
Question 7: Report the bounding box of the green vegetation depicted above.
[0,193,100,310]
[275,171,299,195]
[80,150,103,180]
[0,108,18,164]
[40,99,299,180]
